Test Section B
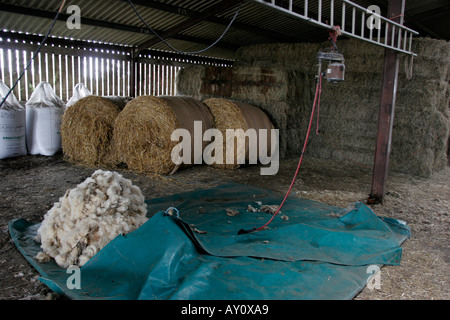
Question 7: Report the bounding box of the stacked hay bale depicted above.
[176,66,233,100]
[203,98,275,170]
[235,38,450,177]
[231,41,385,167]
[304,40,384,167]
[312,38,449,176]
[392,38,450,176]
[177,66,296,158]
[112,96,214,174]
[60,96,129,167]
[177,38,450,177]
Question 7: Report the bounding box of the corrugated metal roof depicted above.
[0,0,448,60]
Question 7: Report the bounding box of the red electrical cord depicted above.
[238,73,323,234]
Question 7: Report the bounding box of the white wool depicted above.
[36,170,148,268]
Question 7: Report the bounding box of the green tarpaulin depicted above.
[9,183,410,300]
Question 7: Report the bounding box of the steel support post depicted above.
[369,0,406,204]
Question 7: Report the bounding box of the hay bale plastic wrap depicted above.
[113,96,214,174]
[66,83,91,107]
[35,170,148,268]
[26,82,66,156]
[203,98,275,170]
[0,80,27,159]
[60,96,125,166]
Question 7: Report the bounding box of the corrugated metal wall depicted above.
[0,37,132,101]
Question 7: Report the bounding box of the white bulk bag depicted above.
[66,83,91,107]
[26,82,66,156]
[0,80,27,159]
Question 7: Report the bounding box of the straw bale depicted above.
[176,66,206,100]
[231,66,289,103]
[112,96,214,175]
[202,98,247,170]
[60,96,123,166]
[203,98,274,170]
[176,65,233,100]
[233,38,449,177]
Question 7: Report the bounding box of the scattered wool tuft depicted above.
[226,208,240,216]
[35,170,148,268]
[260,205,281,214]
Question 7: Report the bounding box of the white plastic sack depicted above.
[67,83,91,107]
[26,82,66,156]
[0,80,27,159]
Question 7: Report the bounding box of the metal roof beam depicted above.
[0,3,238,51]
[136,0,244,51]
[0,30,235,65]
[120,0,312,43]
[405,4,450,21]
[403,4,450,39]
[0,4,145,34]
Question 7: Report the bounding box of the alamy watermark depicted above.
[366,5,382,30]
[66,5,81,30]
[366,265,382,291]
[170,121,280,175]
[66,265,81,289]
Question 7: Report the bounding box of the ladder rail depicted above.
[248,0,419,56]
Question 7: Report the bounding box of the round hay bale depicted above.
[61,96,124,166]
[113,95,214,174]
[202,98,275,170]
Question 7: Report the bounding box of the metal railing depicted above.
[250,0,419,55]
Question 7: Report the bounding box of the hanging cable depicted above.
[128,0,242,55]
[238,73,323,235]
[0,0,66,109]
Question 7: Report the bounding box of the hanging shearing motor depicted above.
[317,51,345,83]
[317,26,345,83]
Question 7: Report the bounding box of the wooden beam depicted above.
[136,0,243,51]
[369,0,405,204]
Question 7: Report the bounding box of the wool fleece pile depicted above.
[35,170,148,268]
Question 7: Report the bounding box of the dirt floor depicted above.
[0,153,448,300]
